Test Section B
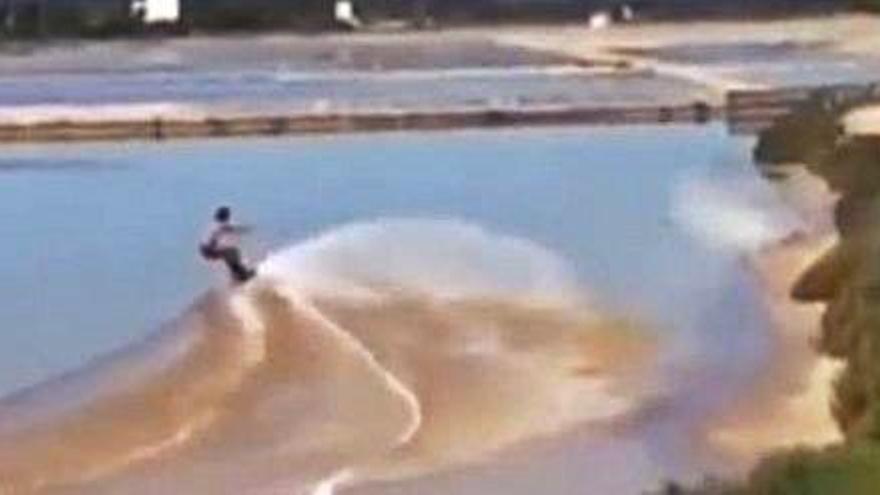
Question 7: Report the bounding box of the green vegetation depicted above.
[744,443,880,494]
[681,442,880,494]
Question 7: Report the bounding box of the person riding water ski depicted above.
[200,206,256,283]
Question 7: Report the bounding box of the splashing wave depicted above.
[0,219,656,494]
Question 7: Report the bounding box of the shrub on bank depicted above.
[850,0,880,12]
[744,443,880,494]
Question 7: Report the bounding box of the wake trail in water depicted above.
[0,219,657,495]
[671,171,806,253]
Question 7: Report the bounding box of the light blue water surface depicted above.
[0,124,763,397]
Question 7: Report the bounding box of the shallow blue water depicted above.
[0,124,763,399]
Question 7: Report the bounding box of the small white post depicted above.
[335,0,362,29]
[135,0,179,24]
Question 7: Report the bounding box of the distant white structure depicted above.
[587,11,611,29]
[131,0,180,24]
[588,4,634,30]
[335,0,363,29]
[616,4,635,22]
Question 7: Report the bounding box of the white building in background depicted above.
[587,10,611,29]
[131,0,180,24]
[334,0,362,29]
[588,4,635,30]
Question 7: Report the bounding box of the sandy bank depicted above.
[702,163,844,470]
[706,233,843,466]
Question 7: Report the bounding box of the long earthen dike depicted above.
[0,81,874,143]
[0,103,719,143]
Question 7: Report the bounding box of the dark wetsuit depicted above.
[200,223,256,283]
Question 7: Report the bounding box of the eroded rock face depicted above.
[757,94,880,437]
[790,244,851,303]
[752,101,842,166]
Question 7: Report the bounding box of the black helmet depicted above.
[214,206,231,222]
